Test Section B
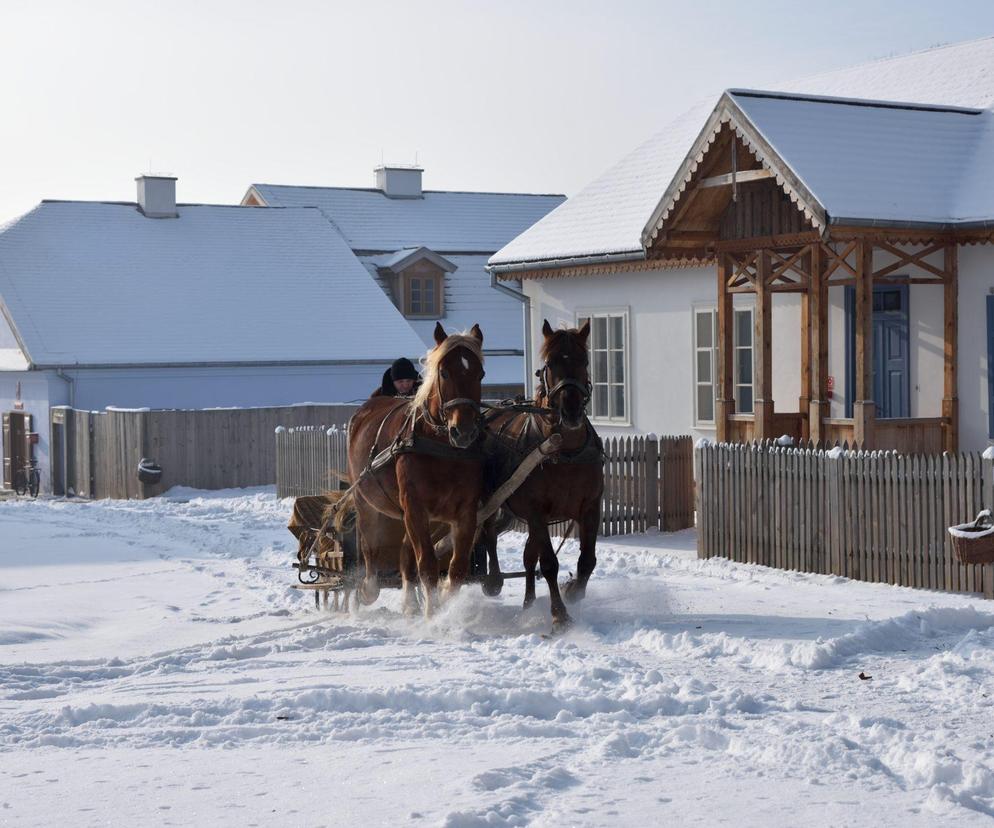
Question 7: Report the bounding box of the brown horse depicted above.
[347,323,486,618]
[484,320,604,630]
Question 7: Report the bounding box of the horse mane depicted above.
[411,332,485,411]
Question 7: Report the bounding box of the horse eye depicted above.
[440,369,450,380]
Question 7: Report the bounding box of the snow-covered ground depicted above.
[2,488,993,827]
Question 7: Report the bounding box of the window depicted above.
[734,308,754,415]
[400,261,443,317]
[577,310,628,422]
[693,305,754,426]
[694,309,715,424]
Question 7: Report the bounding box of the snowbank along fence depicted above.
[696,440,994,599]
[51,404,358,499]
[275,428,694,536]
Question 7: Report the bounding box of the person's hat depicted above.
[390,357,419,382]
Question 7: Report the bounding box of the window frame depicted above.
[693,304,717,428]
[692,302,755,428]
[399,261,444,318]
[575,307,631,426]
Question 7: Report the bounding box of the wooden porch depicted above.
[711,237,957,453]
[640,107,966,454]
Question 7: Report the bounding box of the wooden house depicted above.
[489,38,994,453]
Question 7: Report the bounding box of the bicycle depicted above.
[13,457,40,498]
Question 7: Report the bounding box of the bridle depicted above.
[535,362,592,418]
[420,351,484,439]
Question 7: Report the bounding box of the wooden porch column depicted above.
[853,240,876,448]
[943,244,959,452]
[716,255,735,442]
[799,287,810,441]
[753,249,774,440]
[808,244,829,444]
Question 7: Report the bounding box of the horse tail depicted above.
[321,488,355,535]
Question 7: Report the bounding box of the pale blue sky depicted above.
[1,0,992,224]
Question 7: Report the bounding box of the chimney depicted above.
[374,165,423,199]
[135,175,178,218]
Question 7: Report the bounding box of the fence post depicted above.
[694,440,705,558]
[984,450,994,599]
[646,434,660,532]
[827,448,843,576]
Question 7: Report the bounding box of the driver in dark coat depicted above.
[372,357,422,397]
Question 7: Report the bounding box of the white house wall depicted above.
[59,364,386,412]
[524,243,994,450]
[522,266,802,441]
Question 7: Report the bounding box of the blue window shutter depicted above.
[988,296,994,438]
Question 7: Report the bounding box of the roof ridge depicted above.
[727,88,983,115]
[253,183,565,198]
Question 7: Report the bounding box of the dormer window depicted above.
[403,260,443,317]
[376,247,456,319]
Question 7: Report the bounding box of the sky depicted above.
[1,0,993,224]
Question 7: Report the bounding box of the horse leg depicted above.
[399,536,420,616]
[481,512,505,597]
[522,531,540,609]
[443,517,477,601]
[398,489,439,618]
[532,519,571,630]
[354,506,380,606]
[564,504,600,604]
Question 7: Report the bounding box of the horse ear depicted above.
[469,323,484,345]
[433,322,447,345]
[542,319,554,337]
[577,318,591,341]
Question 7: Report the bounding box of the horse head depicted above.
[538,319,591,431]
[414,322,486,449]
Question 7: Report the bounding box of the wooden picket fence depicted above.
[696,440,994,599]
[275,428,695,536]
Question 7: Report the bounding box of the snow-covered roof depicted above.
[358,254,524,352]
[373,247,457,273]
[0,202,426,368]
[490,36,994,270]
[248,184,565,252]
[644,91,994,243]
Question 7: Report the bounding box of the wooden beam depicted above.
[697,168,774,189]
[943,244,959,453]
[873,241,948,281]
[716,255,735,442]
[799,288,810,440]
[853,241,876,448]
[808,244,828,444]
[753,250,774,441]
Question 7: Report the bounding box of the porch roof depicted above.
[644,91,994,246]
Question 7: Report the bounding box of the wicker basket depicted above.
[948,510,994,565]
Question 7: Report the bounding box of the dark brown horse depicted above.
[484,320,604,630]
[347,323,486,618]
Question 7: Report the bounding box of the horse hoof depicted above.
[551,614,574,635]
[356,579,380,606]
[522,595,535,610]
[563,580,586,605]
[482,573,504,597]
